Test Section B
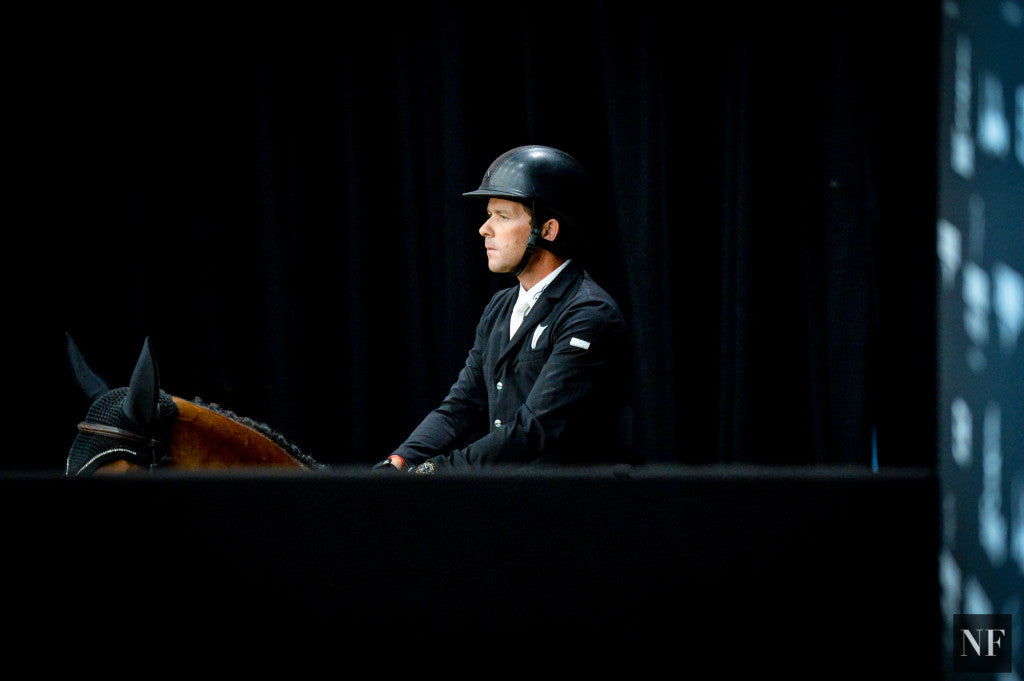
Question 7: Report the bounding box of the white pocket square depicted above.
[532,324,548,349]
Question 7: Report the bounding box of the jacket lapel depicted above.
[497,261,583,366]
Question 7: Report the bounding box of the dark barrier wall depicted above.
[937,1,1023,678]
[4,467,937,674]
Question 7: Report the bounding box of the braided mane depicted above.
[189,397,324,469]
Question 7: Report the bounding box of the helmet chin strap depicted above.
[512,199,541,278]
[513,226,569,278]
[513,225,541,278]
[511,201,569,278]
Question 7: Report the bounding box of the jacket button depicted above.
[496,381,504,390]
[493,419,502,428]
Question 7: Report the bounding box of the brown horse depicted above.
[67,335,322,475]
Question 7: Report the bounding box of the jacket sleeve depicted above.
[389,302,492,466]
[422,295,627,470]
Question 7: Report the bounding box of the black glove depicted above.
[372,458,401,472]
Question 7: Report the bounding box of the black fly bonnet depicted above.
[66,335,177,475]
[68,386,179,475]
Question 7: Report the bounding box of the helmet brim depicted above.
[462,188,531,201]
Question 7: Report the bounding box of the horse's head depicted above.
[67,335,321,474]
[66,335,178,475]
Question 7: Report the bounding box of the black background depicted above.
[12,2,938,471]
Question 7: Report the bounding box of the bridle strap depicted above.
[77,421,164,448]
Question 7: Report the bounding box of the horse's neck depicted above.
[169,397,304,469]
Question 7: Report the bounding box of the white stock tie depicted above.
[510,295,531,339]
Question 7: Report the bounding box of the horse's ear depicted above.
[123,337,161,431]
[66,333,109,401]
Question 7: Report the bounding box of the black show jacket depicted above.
[391,260,632,470]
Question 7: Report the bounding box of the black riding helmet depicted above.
[464,145,589,276]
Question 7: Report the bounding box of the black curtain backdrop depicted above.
[15,1,938,471]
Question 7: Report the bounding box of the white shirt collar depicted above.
[517,259,572,310]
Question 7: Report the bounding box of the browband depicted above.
[77,421,164,449]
